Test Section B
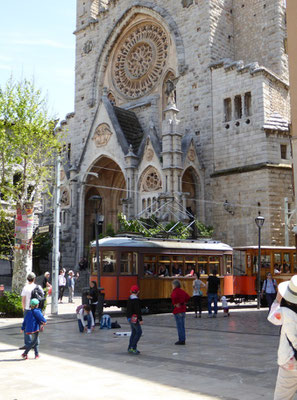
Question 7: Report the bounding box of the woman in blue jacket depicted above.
[21,298,47,359]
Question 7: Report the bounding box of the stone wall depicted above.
[232,0,288,80]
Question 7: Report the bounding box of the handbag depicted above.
[198,289,203,296]
[131,314,138,324]
[267,301,283,326]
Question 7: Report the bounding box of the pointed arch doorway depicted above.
[182,167,201,220]
[84,157,126,250]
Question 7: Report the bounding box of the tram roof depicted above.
[91,236,233,251]
[234,246,296,251]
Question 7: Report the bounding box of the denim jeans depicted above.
[128,322,142,350]
[174,312,186,342]
[78,314,92,332]
[208,293,218,315]
[23,310,32,347]
[68,287,74,302]
[24,332,40,356]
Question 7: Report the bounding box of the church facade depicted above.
[53,0,293,267]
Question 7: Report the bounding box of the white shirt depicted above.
[58,274,66,286]
[77,308,95,328]
[21,283,36,310]
[277,307,297,367]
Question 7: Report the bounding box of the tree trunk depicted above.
[12,203,34,294]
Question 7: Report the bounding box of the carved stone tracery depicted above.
[142,167,162,192]
[112,22,169,99]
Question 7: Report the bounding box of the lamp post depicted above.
[255,215,265,309]
[89,195,103,288]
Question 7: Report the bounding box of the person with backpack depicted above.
[261,272,278,311]
[20,298,47,360]
[268,276,297,399]
[127,285,143,355]
[19,272,37,350]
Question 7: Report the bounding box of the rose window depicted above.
[112,22,169,99]
[142,169,162,192]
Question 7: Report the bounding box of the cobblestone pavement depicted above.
[0,298,291,400]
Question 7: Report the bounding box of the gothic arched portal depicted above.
[181,167,200,220]
[84,157,126,248]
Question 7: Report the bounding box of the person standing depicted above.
[19,272,37,350]
[192,273,205,318]
[207,269,220,318]
[58,269,66,303]
[262,272,277,311]
[171,279,190,345]
[67,270,79,303]
[20,298,47,359]
[87,281,98,322]
[127,285,143,354]
[268,276,297,400]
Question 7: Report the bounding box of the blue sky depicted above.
[0,1,76,120]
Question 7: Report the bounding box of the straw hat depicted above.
[278,275,297,304]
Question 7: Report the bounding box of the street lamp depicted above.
[89,195,103,288]
[255,215,265,309]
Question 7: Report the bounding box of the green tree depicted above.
[0,78,62,293]
[117,213,213,239]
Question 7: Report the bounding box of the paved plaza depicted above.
[0,298,291,400]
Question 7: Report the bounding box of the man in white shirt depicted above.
[19,272,36,350]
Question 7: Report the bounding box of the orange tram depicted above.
[233,246,297,298]
[90,236,234,309]
[89,238,297,309]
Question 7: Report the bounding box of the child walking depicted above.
[127,285,143,355]
[221,296,230,316]
[20,298,47,359]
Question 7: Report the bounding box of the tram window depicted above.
[144,255,157,276]
[209,256,220,275]
[222,255,232,275]
[92,255,99,274]
[102,251,116,274]
[282,253,291,273]
[294,254,297,273]
[261,255,271,270]
[120,252,138,275]
[198,256,208,275]
[274,253,281,273]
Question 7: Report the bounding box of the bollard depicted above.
[0,284,4,296]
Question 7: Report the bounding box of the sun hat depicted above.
[130,285,139,293]
[30,298,40,307]
[278,275,297,304]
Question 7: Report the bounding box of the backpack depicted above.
[76,304,85,314]
[31,285,45,309]
[100,314,111,329]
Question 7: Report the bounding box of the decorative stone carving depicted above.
[146,148,154,161]
[61,188,70,207]
[142,168,162,192]
[182,0,194,7]
[112,22,169,99]
[188,149,196,162]
[60,169,65,181]
[92,123,112,147]
[83,40,93,54]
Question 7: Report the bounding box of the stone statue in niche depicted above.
[182,0,194,7]
[61,189,70,207]
[165,78,179,105]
